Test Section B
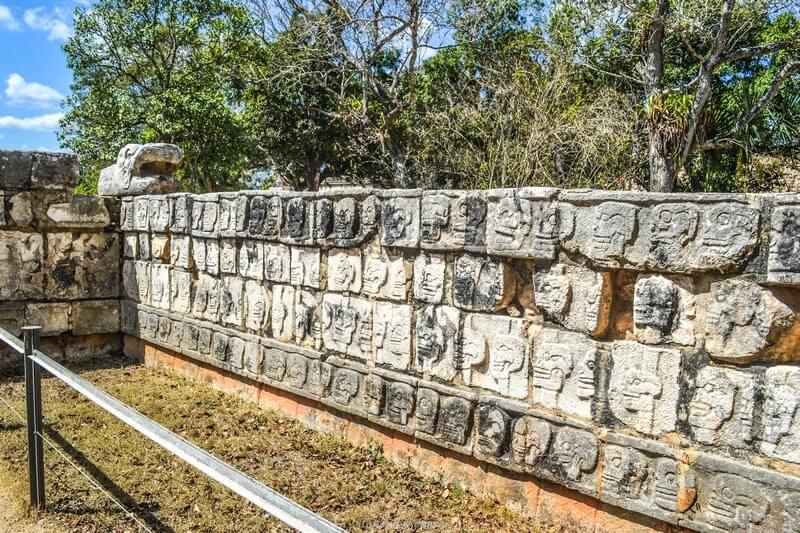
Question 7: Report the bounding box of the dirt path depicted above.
[0,470,55,532]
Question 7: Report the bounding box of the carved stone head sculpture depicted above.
[98,143,183,196]
[511,416,552,466]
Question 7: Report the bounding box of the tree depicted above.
[60,0,255,193]
[559,0,800,191]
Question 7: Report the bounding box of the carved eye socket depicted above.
[664,473,676,483]
[659,211,673,223]
[721,487,735,501]
[585,361,595,371]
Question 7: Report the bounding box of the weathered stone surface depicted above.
[244,279,270,333]
[321,194,381,247]
[0,231,44,299]
[281,196,313,244]
[413,253,446,304]
[768,204,800,284]
[170,269,192,314]
[694,203,760,270]
[46,232,119,299]
[414,305,460,380]
[362,251,409,301]
[220,276,244,327]
[328,248,361,293]
[295,290,322,350]
[149,264,171,310]
[420,191,487,250]
[531,329,597,420]
[688,366,754,448]
[46,196,111,228]
[265,243,291,283]
[30,151,80,190]
[219,239,236,275]
[170,235,192,269]
[414,383,475,453]
[533,263,612,336]
[151,234,170,262]
[0,150,34,189]
[760,366,800,463]
[191,197,219,237]
[271,284,295,342]
[373,302,412,369]
[133,197,149,231]
[98,144,182,196]
[609,341,681,435]
[704,279,794,362]
[239,240,264,280]
[322,293,372,359]
[461,314,529,399]
[9,192,33,226]
[192,238,219,275]
[219,194,247,237]
[381,192,420,248]
[192,274,220,322]
[453,255,513,311]
[25,302,70,335]
[290,247,320,288]
[169,194,192,234]
[123,234,138,259]
[248,195,281,239]
[149,197,171,232]
[138,233,150,260]
[71,300,120,335]
[633,274,696,345]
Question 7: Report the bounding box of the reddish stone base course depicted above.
[125,336,681,533]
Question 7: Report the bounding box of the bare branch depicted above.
[718,37,800,65]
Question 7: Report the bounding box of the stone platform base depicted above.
[124,335,679,533]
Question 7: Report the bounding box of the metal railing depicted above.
[0,325,344,533]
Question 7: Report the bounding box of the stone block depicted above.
[461,314,529,399]
[190,196,219,237]
[247,194,282,239]
[328,248,362,293]
[148,197,171,232]
[422,191,488,251]
[9,192,33,226]
[768,203,800,285]
[97,144,181,196]
[318,194,381,247]
[0,231,44,299]
[704,279,793,363]
[373,302,413,369]
[688,366,754,448]
[0,150,33,189]
[531,329,598,420]
[362,251,410,301]
[120,198,134,231]
[25,302,70,336]
[290,247,321,288]
[30,151,79,189]
[170,269,192,314]
[71,300,120,335]
[265,243,291,283]
[219,193,247,237]
[381,191,421,248]
[220,275,244,327]
[239,240,264,280]
[244,279,270,334]
[122,260,150,303]
[46,232,119,299]
[295,289,322,350]
[271,284,295,342]
[413,252,446,304]
[608,341,681,436]
[133,196,149,231]
[760,366,800,463]
[123,233,138,259]
[192,238,220,275]
[138,232,150,260]
[415,382,475,454]
[533,263,612,336]
[413,305,460,380]
[168,194,192,234]
[322,293,372,359]
[192,274,220,322]
[151,234,170,262]
[149,264,171,310]
[219,239,237,274]
[170,234,192,269]
[281,195,314,244]
[453,255,514,311]
[633,274,695,346]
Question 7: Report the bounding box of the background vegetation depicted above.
[58,0,800,193]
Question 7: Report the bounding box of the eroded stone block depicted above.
[633,274,696,346]
[760,366,800,463]
[170,235,192,269]
[705,279,793,363]
[328,248,361,293]
[271,284,295,341]
[290,247,320,288]
[123,234,138,259]
[46,232,119,299]
[149,197,171,232]
[281,196,313,244]
[695,203,759,270]
[461,314,529,399]
[47,196,111,228]
[413,253,445,304]
[120,198,134,231]
[533,263,612,336]
[415,387,474,451]
[0,231,44,299]
[325,195,381,247]
[150,264,171,310]
[373,302,412,369]
[609,341,681,435]
[219,194,247,237]
[531,329,597,420]
[322,294,372,359]
[248,195,281,239]
[295,290,322,350]
[72,300,120,335]
[220,239,237,274]
[170,195,192,233]
[688,366,754,448]
[244,279,270,333]
[362,251,409,301]
[219,276,244,327]
[192,274,220,322]
[192,238,219,275]
[769,204,800,285]
[170,269,192,314]
[151,234,170,262]
[413,305,460,380]
[26,302,70,336]
[239,240,264,280]
[265,244,291,283]
[133,197,149,231]
[138,233,150,260]
[381,193,420,248]
[453,255,513,311]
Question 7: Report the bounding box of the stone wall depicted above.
[118,187,800,531]
[0,150,121,364]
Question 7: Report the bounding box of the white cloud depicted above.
[0,113,64,131]
[0,5,20,31]
[24,7,71,41]
[5,74,64,106]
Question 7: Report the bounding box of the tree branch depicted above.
[717,37,800,65]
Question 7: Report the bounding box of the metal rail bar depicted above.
[0,325,344,533]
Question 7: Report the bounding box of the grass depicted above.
[0,357,535,532]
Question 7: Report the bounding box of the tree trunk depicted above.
[648,127,676,192]
[387,133,409,188]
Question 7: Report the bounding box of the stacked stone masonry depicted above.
[0,150,120,364]
[115,186,800,532]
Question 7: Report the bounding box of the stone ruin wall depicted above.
[118,186,800,532]
[0,150,120,365]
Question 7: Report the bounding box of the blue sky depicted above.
[0,0,81,151]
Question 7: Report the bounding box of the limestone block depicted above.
[30,151,80,189]
[704,279,793,363]
[244,279,270,333]
[370,374,416,431]
[415,384,475,452]
[151,234,170,262]
[508,415,553,471]
[760,366,800,463]
[373,302,413,369]
[122,260,150,303]
[533,263,612,336]
[9,192,33,226]
[219,194,247,237]
[71,300,120,335]
[485,188,571,259]
[0,231,44,299]
[149,197,171,232]
[413,305,460,380]
[170,269,192,314]
[578,201,638,262]
[192,274,220,322]
[609,341,681,435]
[322,294,372,359]
[531,329,598,420]
[413,253,445,304]
[220,276,244,327]
[290,247,321,288]
[120,198,134,231]
[645,203,700,268]
[694,203,759,270]
[453,255,513,311]
[138,233,150,260]
[190,196,219,237]
[768,204,800,285]
[219,239,237,274]
[426,191,487,251]
[149,264,171,310]
[170,235,192,269]
[380,192,420,248]
[192,238,220,275]
[295,290,322,350]
[633,274,696,346]
[46,232,119,299]
[271,284,295,342]
[461,314,529,399]
[328,248,362,293]
[211,331,228,362]
[123,233,138,259]
[323,359,367,416]
[47,196,111,228]
[281,196,313,244]
[314,198,333,242]
[0,150,34,189]
[320,194,381,247]
[248,195,281,239]
[362,251,410,301]
[97,143,182,196]
[265,243,291,283]
[169,194,192,234]
[420,191,459,250]
[239,240,264,280]
[133,197,149,231]
[688,366,754,448]
[25,303,70,336]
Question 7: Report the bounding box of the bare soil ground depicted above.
[0,357,534,532]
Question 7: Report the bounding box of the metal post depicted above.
[23,326,45,509]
